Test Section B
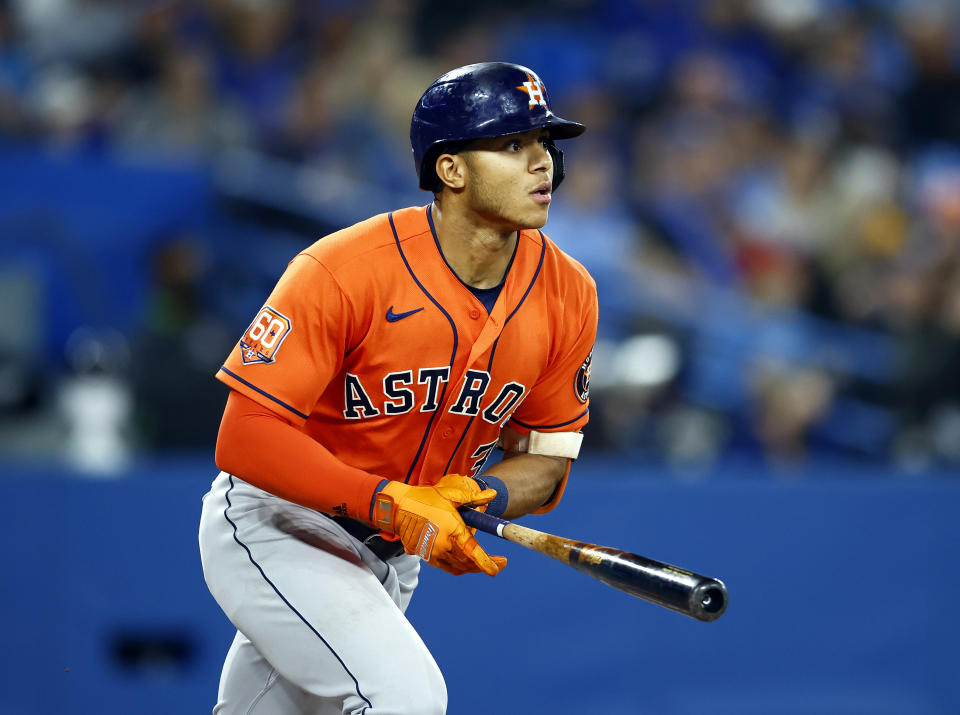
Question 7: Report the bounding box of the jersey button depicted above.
[441,428,453,439]
[469,308,481,319]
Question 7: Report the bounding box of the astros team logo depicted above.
[575,348,593,404]
[517,72,548,109]
[239,305,292,365]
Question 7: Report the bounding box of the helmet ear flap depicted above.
[547,141,565,191]
[421,139,472,192]
[419,147,443,192]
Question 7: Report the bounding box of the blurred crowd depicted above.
[2,0,960,474]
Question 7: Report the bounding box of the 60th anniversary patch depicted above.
[240,306,292,365]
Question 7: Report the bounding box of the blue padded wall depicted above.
[1,456,957,714]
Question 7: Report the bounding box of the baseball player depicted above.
[198,61,597,714]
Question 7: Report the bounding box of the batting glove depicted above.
[372,477,507,576]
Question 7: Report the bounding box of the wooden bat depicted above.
[460,508,728,622]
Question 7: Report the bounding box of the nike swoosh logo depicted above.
[386,306,424,322]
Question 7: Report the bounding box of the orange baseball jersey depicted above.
[217,205,597,502]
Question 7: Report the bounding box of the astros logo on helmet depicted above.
[517,73,548,108]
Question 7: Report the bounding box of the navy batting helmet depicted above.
[411,62,586,192]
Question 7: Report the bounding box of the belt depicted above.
[330,516,406,561]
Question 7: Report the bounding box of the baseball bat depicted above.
[460,508,728,622]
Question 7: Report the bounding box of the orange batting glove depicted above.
[430,474,508,572]
[371,477,507,576]
[432,474,493,511]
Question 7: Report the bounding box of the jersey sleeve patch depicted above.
[574,347,593,404]
[239,305,293,365]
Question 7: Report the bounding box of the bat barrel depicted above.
[460,508,728,622]
[569,544,728,622]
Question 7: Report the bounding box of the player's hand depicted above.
[431,474,508,572]
[432,473,492,510]
[372,479,507,576]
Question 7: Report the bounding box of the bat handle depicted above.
[459,507,510,537]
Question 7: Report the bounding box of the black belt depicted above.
[330,516,406,561]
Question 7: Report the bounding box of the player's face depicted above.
[460,129,554,231]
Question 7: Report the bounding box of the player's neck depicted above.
[430,201,516,289]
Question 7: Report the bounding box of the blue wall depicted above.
[2,456,957,714]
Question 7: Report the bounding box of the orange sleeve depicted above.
[215,390,385,523]
[503,272,597,516]
[216,253,353,425]
[507,278,598,435]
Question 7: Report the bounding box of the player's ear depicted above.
[435,153,467,191]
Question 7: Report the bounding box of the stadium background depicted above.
[1,0,958,712]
